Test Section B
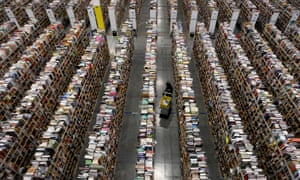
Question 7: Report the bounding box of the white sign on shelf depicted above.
[87,6,97,30]
[108,6,117,32]
[269,11,280,25]
[5,8,20,28]
[170,7,177,33]
[46,8,57,23]
[66,6,76,27]
[250,11,259,26]
[25,7,37,23]
[209,10,218,34]
[129,9,136,30]
[229,9,240,32]
[189,9,198,34]
[150,9,157,20]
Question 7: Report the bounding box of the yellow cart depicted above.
[159,91,172,118]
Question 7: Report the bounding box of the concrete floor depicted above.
[77,0,223,179]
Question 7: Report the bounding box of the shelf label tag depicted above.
[25,7,37,23]
[229,8,240,32]
[209,10,218,34]
[189,9,198,34]
[250,11,259,25]
[108,6,117,32]
[46,8,57,23]
[5,8,20,29]
[87,6,97,30]
[66,6,76,27]
[269,11,280,25]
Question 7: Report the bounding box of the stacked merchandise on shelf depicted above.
[0,7,9,24]
[167,0,177,33]
[128,0,141,32]
[25,0,50,27]
[167,0,177,19]
[135,19,157,180]
[77,21,134,180]
[216,0,239,23]
[284,26,300,49]
[172,25,209,180]
[0,21,17,44]
[0,21,88,179]
[240,23,300,138]
[287,0,300,9]
[100,0,110,27]
[236,0,259,26]
[197,0,217,31]
[193,22,266,180]
[215,22,300,179]
[0,21,43,78]
[47,0,70,26]
[24,32,110,179]
[271,0,300,31]
[250,0,279,32]
[182,0,198,35]
[0,23,65,122]
[3,0,30,27]
[263,24,300,82]
[66,0,89,27]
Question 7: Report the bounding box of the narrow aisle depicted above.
[153,0,181,179]
[114,1,150,179]
[177,0,223,179]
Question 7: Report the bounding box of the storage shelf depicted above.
[236,0,259,25]
[0,23,65,122]
[240,23,299,135]
[24,31,110,179]
[77,21,134,180]
[194,22,267,180]
[216,0,238,23]
[0,21,44,79]
[284,26,300,50]
[263,23,300,83]
[250,0,280,32]
[172,24,210,180]
[0,21,88,179]
[215,22,299,179]
[135,19,157,180]
[0,21,17,44]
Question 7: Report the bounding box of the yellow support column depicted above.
[94,5,105,31]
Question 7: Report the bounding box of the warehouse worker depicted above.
[165,82,173,94]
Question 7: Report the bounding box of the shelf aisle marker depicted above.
[250,10,259,26]
[129,9,137,30]
[66,5,76,27]
[209,10,218,34]
[229,8,240,32]
[87,6,98,31]
[25,7,37,23]
[269,10,280,25]
[108,5,117,34]
[46,8,57,23]
[189,8,198,35]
